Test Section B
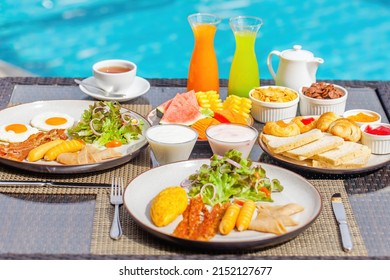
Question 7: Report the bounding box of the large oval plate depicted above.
[124,159,322,250]
[147,109,254,142]
[0,100,150,174]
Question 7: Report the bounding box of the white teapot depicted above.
[267,45,324,91]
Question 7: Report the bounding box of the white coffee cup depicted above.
[92,59,137,95]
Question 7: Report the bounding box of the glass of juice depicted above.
[228,16,263,98]
[205,123,259,158]
[145,125,198,165]
[187,13,221,93]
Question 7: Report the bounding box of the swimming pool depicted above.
[0,0,389,81]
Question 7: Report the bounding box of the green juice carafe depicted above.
[228,16,263,98]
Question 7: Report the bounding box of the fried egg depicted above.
[0,123,39,143]
[30,112,74,131]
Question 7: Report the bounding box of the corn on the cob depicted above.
[236,200,256,231]
[219,203,240,235]
[196,91,223,112]
[44,139,85,161]
[27,139,65,162]
[223,95,252,120]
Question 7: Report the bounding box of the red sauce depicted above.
[300,117,315,125]
[364,125,390,136]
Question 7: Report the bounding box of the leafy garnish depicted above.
[67,101,143,146]
[187,150,284,206]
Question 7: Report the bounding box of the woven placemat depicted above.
[91,179,367,257]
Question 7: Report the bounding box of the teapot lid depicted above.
[282,45,314,60]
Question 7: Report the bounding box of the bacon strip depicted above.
[0,129,68,161]
[172,196,229,241]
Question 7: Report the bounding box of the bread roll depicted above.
[263,120,300,137]
[316,112,341,132]
[327,118,362,142]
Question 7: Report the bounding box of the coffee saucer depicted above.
[79,76,150,102]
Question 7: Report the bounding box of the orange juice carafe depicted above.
[228,16,263,98]
[187,13,221,92]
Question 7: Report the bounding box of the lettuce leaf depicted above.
[67,101,143,146]
[188,149,283,206]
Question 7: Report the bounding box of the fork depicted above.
[110,177,124,240]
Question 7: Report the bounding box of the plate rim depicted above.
[123,158,322,250]
[79,76,150,102]
[0,100,150,174]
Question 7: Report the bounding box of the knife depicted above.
[0,180,111,188]
[331,193,353,252]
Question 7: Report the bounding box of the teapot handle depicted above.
[267,50,281,80]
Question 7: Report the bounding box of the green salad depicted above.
[67,101,143,146]
[186,150,284,206]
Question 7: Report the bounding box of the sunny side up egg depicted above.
[0,123,40,143]
[30,112,75,131]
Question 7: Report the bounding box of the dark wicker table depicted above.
[0,77,389,260]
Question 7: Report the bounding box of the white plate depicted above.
[259,135,390,174]
[0,100,150,174]
[79,76,150,102]
[124,159,322,250]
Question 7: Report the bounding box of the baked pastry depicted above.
[263,120,300,137]
[316,112,341,132]
[327,118,362,142]
[292,116,317,133]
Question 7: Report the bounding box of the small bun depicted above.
[327,118,361,142]
[263,120,300,137]
[316,112,341,132]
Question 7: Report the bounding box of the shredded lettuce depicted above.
[67,101,143,146]
[187,149,284,206]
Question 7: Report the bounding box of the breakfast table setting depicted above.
[0,75,389,260]
[0,13,389,261]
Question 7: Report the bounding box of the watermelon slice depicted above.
[156,98,173,118]
[181,90,198,108]
[160,93,205,125]
[156,90,197,118]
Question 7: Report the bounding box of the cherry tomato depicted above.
[105,140,122,148]
[259,186,271,198]
[233,198,245,206]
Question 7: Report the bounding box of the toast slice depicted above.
[283,134,344,161]
[312,153,370,169]
[262,129,323,154]
[312,141,371,166]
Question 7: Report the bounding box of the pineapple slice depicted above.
[196,91,223,112]
[223,95,252,120]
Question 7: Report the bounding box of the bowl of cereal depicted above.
[249,86,299,123]
[299,82,348,116]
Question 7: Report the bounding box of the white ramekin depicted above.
[360,123,390,154]
[343,109,381,127]
[298,84,348,116]
[249,86,299,123]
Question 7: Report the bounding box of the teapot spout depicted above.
[307,57,324,80]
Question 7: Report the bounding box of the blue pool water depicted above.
[0,0,389,81]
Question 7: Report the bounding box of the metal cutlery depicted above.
[331,193,353,252]
[109,177,124,240]
[0,180,111,188]
[74,79,112,96]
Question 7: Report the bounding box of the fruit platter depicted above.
[147,90,253,141]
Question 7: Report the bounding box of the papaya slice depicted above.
[191,118,221,140]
